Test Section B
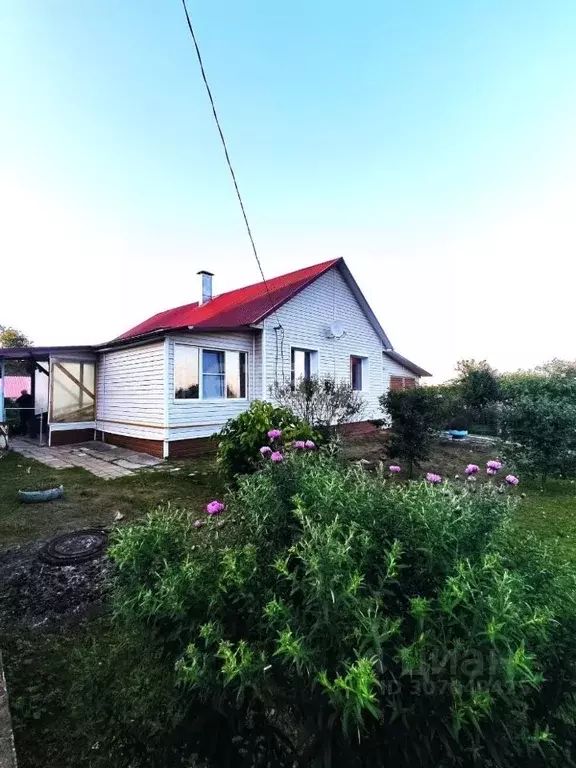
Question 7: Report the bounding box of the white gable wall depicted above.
[383,356,421,382]
[263,267,385,419]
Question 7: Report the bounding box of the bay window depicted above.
[174,344,247,400]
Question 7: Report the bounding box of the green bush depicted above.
[500,395,576,485]
[215,399,319,478]
[110,452,576,767]
[381,387,443,477]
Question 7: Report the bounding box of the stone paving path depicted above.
[9,438,163,479]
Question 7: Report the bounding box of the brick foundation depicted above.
[50,428,96,446]
[101,432,164,458]
[168,437,218,459]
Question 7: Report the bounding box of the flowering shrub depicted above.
[110,452,574,767]
[216,399,320,478]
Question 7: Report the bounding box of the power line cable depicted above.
[179,0,282,331]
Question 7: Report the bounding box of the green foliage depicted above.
[381,386,443,477]
[0,324,31,348]
[501,395,576,485]
[109,452,576,766]
[455,359,501,410]
[215,399,319,478]
[272,375,365,437]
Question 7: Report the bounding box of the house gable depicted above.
[262,265,386,418]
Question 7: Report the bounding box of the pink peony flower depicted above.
[267,429,282,440]
[270,451,284,462]
[505,474,519,486]
[486,467,497,476]
[260,446,272,455]
[206,500,225,516]
[426,473,442,484]
[293,440,306,449]
[389,465,401,473]
[304,440,316,449]
[487,460,503,471]
[465,464,479,475]
[194,520,203,528]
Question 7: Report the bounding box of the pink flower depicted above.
[304,440,316,449]
[293,440,306,449]
[260,446,272,455]
[194,520,203,528]
[426,473,442,484]
[465,464,479,475]
[206,500,225,516]
[267,429,282,440]
[505,474,519,486]
[270,451,284,462]
[389,465,401,473]
[487,460,502,471]
[486,467,497,476]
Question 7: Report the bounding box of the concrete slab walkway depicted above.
[9,438,163,479]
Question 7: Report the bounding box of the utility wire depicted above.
[179,0,282,328]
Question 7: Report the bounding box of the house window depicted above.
[350,356,366,391]
[390,375,416,391]
[291,348,317,385]
[175,345,199,399]
[174,345,247,400]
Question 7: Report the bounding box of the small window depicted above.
[350,356,365,391]
[390,375,416,391]
[175,345,199,399]
[291,348,317,385]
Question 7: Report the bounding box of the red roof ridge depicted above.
[118,258,341,340]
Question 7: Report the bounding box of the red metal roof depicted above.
[119,258,341,340]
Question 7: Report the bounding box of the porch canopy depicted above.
[0,346,97,445]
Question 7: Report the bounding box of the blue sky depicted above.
[2,1,576,381]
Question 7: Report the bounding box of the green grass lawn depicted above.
[0,450,223,548]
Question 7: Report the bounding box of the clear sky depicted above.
[2,1,576,382]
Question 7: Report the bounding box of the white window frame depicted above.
[290,346,319,385]
[173,343,249,402]
[350,355,370,392]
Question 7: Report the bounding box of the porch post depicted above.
[0,358,5,423]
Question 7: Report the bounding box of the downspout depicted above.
[163,337,170,459]
[0,358,5,423]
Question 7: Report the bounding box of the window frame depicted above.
[173,343,249,402]
[350,355,368,392]
[290,347,319,386]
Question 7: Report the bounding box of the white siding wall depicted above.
[383,355,421,382]
[263,267,385,419]
[96,342,165,439]
[167,332,258,440]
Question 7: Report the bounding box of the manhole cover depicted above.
[39,529,109,565]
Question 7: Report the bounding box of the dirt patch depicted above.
[0,537,112,633]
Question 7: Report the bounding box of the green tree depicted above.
[455,359,500,410]
[0,325,32,348]
[381,387,442,477]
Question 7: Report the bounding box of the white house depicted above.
[0,258,429,457]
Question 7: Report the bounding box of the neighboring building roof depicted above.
[118,258,341,340]
[384,350,431,377]
[0,346,95,360]
[2,376,31,398]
